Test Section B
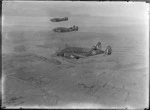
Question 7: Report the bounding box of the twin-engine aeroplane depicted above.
[53,26,78,33]
[52,41,112,59]
[50,17,68,22]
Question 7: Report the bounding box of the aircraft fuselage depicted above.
[56,47,104,59]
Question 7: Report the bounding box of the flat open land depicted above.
[2,1,149,109]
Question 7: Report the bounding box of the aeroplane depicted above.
[53,25,78,33]
[50,17,68,22]
[51,41,112,59]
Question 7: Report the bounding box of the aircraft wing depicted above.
[71,53,87,59]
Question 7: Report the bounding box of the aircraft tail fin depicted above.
[104,45,112,55]
[95,41,102,50]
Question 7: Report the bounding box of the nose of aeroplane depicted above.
[51,53,57,57]
[51,51,61,57]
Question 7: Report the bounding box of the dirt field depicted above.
[2,1,149,109]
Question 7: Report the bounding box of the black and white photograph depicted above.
[2,1,149,109]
